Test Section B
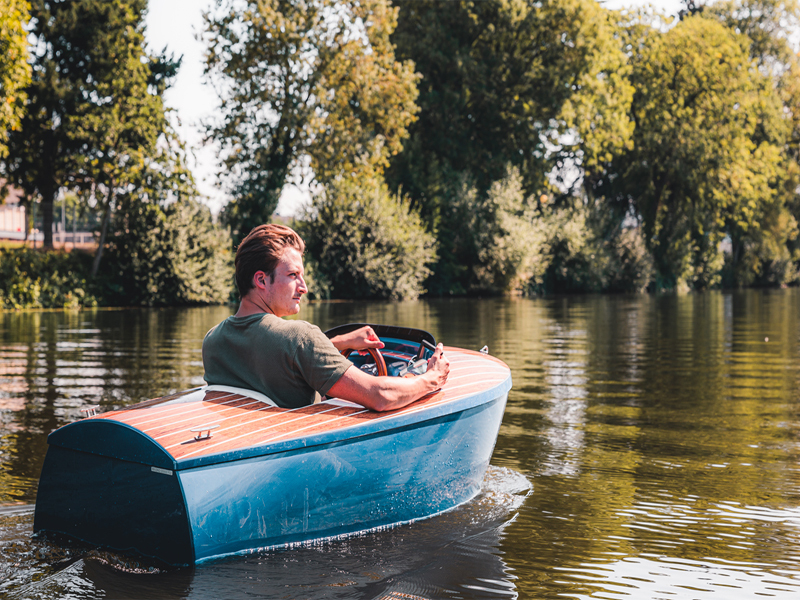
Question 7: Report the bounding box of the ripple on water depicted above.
[547,498,800,599]
[557,556,800,600]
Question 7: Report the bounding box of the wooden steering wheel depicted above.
[340,347,387,377]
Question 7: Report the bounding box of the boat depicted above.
[33,324,512,566]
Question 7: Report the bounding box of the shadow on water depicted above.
[1,466,530,600]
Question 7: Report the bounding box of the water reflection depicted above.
[3,291,800,598]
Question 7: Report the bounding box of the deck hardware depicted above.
[479,345,489,354]
[190,424,220,441]
[80,406,98,417]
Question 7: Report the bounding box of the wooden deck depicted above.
[93,348,510,463]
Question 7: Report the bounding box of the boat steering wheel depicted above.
[340,347,387,377]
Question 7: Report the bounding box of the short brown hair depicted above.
[235,224,305,297]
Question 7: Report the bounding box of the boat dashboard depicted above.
[325,322,437,377]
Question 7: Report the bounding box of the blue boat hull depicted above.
[182,393,507,562]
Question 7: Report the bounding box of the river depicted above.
[1,290,800,599]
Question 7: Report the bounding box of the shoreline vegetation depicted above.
[4,1,800,309]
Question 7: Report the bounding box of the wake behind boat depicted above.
[33,324,511,565]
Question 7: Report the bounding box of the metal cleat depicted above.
[190,424,220,441]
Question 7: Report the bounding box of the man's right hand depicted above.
[425,343,450,389]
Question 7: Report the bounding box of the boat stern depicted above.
[33,418,194,566]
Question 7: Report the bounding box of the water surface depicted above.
[2,291,800,598]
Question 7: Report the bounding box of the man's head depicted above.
[235,224,306,298]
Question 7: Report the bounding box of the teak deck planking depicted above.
[91,348,510,463]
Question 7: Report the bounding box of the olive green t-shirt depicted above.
[202,313,352,408]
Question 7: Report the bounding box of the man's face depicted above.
[258,247,308,317]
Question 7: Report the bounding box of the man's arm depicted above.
[327,343,450,412]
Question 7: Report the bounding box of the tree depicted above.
[386,0,633,294]
[65,1,180,275]
[705,0,799,68]
[94,125,233,306]
[4,0,178,251]
[593,15,786,290]
[388,0,632,208]
[299,173,435,300]
[705,1,800,285]
[203,0,419,243]
[0,0,30,161]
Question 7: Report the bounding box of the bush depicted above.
[300,174,436,300]
[0,247,97,309]
[534,201,608,294]
[428,168,550,295]
[606,226,655,293]
[421,166,655,296]
[462,169,550,294]
[300,252,332,301]
[526,200,654,295]
[97,198,234,306]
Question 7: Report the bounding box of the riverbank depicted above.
[1,221,233,310]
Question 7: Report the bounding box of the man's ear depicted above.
[252,270,269,290]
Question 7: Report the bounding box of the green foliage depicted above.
[525,201,654,295]
[0,0,30,160]
[592,15,786,291]
[299,174,435,300]
[299,253,332,302]
[705,1,800,287]
[0,248,97,309]
[706,0,800,68]
[386,0,634,295]
[435,168,548,295]
[605,227,656,294]
[203,0,419,244]
[3,0,179,250]
[97,198,233,307]
[68,1,180,275]
[85,128,231,306]
[387,0,632,211]
[9,0,800,301]
[0,195,234,309]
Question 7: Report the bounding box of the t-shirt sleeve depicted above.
[293,324,353,395]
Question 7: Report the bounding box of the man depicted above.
[203,223,449,411]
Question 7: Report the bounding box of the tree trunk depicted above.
[41,189,56,248]
[91,196,113,277]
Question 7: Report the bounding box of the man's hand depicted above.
[425,343,449,390]
[330,325,385,353]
